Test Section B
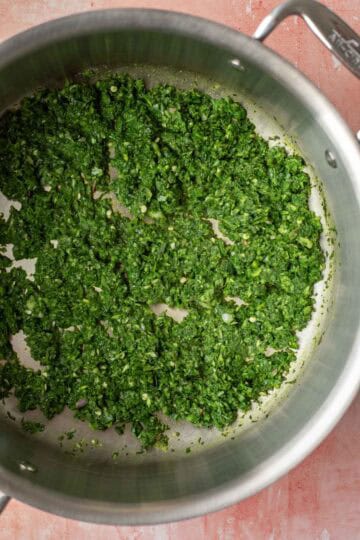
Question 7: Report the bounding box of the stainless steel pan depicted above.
[0,0,359,525]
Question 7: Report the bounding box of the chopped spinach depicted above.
[0,74,324,448]
[21,419,45,434]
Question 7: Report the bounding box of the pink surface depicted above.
[0,1,359,539]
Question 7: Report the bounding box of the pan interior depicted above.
[0,64,335,465]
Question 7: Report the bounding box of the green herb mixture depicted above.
[0,74,324,448]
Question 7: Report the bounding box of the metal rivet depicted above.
[325,149,337,168]
[230,58,245,71]
[19,460,37,472]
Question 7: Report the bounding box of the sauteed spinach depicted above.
[0,74,324,448]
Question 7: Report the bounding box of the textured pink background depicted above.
[0,1,359,539]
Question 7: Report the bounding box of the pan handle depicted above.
[0,491,10,513]
[254,0,360,78]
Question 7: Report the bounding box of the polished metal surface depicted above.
[254,0,360,78]
[0,491,10,513]
[0,7,359,525]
